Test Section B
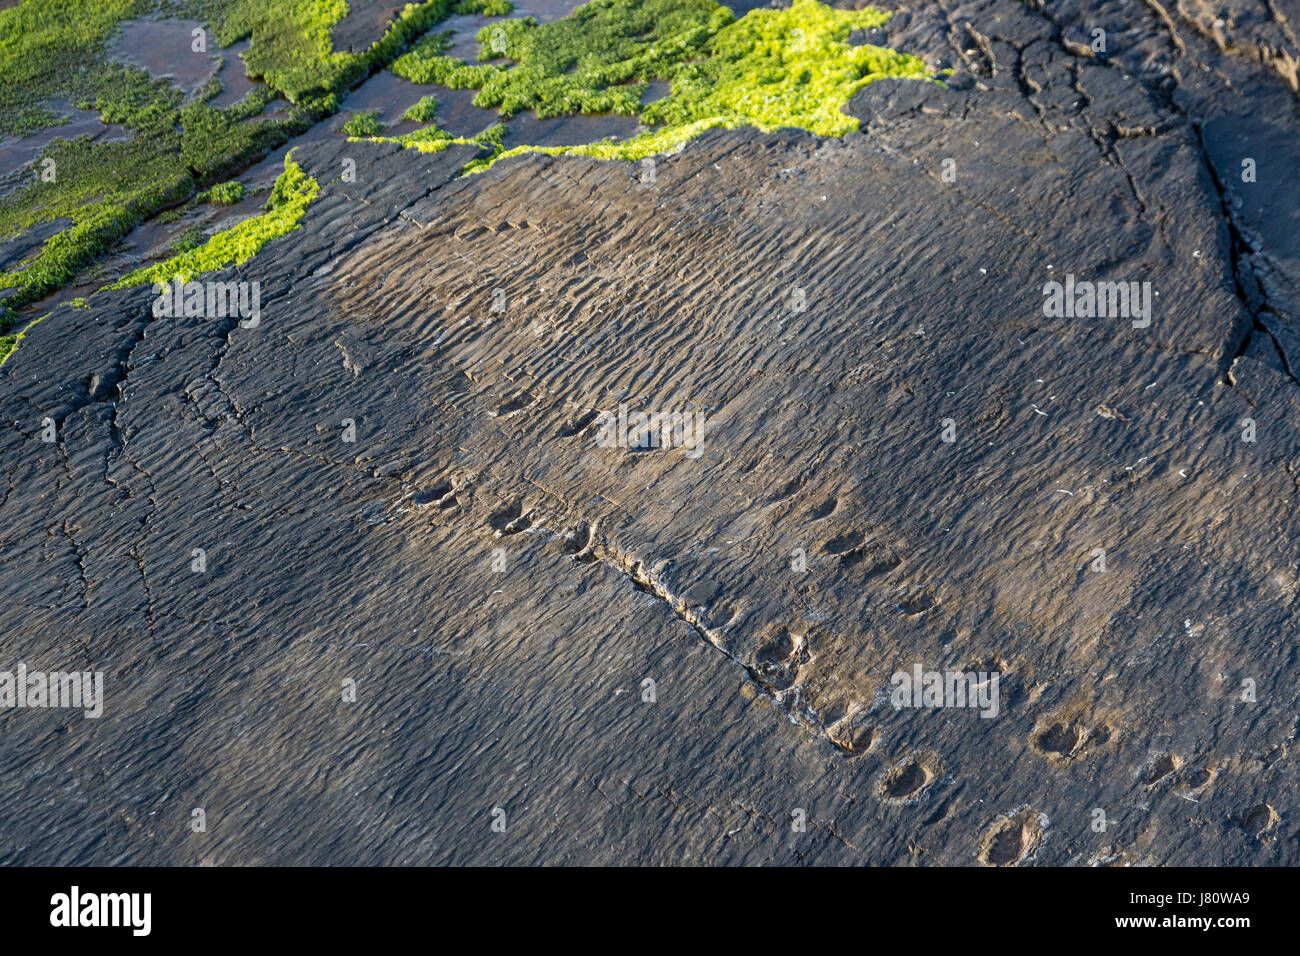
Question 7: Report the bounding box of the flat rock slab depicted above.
[1,0,1298,865]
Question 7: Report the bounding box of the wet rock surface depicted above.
[2,0,1299,865]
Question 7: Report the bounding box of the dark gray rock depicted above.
[1,0,1298,865]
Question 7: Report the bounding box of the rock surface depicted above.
[2,0,1299,865]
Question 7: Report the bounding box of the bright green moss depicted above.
[0,0,154,136]
[465,117,718,171]
[106,151,319,288]
[392,35,503,88]
[391,0,728,118]
[1,0,934,358]
[467,0,729,118]
[342,110,385,136]
[349,118,505,157]
[380,0,938,174]
[262,153,318,209]
[402,95,439,123]
[474,122,508,151]
[453,0,515,15]
[210,0,350,102]
[375,125,456,149]
[0,0,464,343]
[195,0,469,103]
[639,0,923,138]
[0,97,296,321]
[197,180,246,204]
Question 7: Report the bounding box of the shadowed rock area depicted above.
[1,0,1299,865]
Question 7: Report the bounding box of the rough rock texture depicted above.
[2,0,1299,865]
[333,0,416,53]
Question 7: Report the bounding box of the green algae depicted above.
[400,94,438,123]
[106,151,319,289]
[0,0,470,344]
[350,118,505,157]
[0,0,154,137]
[200,0,471,104]
[342,110,384,136]
[2,0,934,364]
[393,0,727,118]
[198,0,515,106]
[197,180,246,204]
[379,0,939,174]
[392,30,503,88]
[454,0,515,15]
[640,1,925,138]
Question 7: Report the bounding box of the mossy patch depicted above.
[2,0,934,361]
[196,0,466,105]
[381,0,939,173]
[350,118,505,157]
[106,150,319,288]
[342,110,385,136]
[452,0,515,16]
[392,32,504,88]
[639,0,924,138]
[402,94,439,123]
[0,0,154,137]
[197,180,246,204]
[392,0,728,118]
[0,0,465,343]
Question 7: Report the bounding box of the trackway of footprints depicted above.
[405,474,1281,860]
